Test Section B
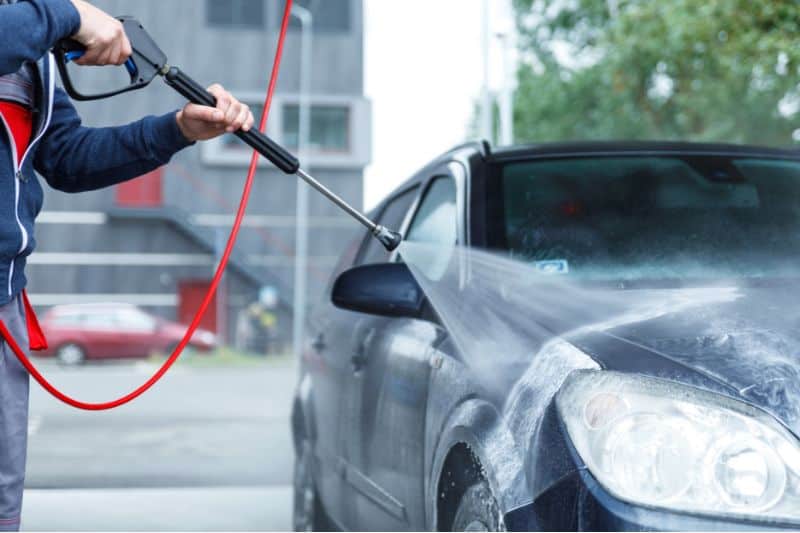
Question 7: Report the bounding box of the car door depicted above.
[112,307,159,357]
[309,185,420,529]
[303,232,361,529]
[344,168,464,530]
[81,310,128,358]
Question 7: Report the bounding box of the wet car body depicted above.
[291,141,800,531]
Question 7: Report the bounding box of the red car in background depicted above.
[39,303,217,365]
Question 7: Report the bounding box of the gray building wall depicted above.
[27,0,369,349]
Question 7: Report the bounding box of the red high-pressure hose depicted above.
[0,0,295,411]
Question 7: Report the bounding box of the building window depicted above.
[290,0,350,33]
[207,0,265,29]
[201,94,370,168]
[282,104,350,153]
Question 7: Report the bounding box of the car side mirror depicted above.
[332,263,426,319]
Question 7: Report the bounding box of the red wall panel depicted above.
[177,280,218,334]
[115,168,163,207]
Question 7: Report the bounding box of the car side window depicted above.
[357,185,420,266]
[403,176,458,279]
[52,313,83,327]
[406,177,457,245]
[83,313,116,330]
[115,309,157,332]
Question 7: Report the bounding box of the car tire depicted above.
[55,343,86,366]
[293,440,330,532]
[167,343,196,358]
[451,480,506,532]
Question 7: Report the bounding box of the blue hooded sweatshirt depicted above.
[0,0,192,304]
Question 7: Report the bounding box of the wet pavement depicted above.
[20,356,297,531]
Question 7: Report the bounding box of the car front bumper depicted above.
[505,467,800,531]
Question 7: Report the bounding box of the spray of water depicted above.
[399,241,740,391]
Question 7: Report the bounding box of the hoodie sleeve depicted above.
[33,88,194,193]
[0,0,81,75]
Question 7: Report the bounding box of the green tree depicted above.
[512,0,800,146]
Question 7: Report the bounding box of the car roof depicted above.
[490,140,800,162]
[48,303,140,314]
[371,140,800,215]
[367,141,486,217]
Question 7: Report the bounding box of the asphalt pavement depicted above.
[19,355,297,531]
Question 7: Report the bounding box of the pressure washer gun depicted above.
[53,17,402,252]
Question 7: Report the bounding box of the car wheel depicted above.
[293,440,329,532]
[56,343,86,366]
[452,480,505,532]
[167,343,196,358]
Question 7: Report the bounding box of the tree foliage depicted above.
[512,0,800,146]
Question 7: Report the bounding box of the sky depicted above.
[363,0,515,210]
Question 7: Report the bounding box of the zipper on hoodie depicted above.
[0,55,55,297]
[0,114,27,298]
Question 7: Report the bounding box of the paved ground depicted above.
[20,356,297,531]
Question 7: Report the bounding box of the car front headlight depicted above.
[197,331,216,345]
[556,370,800,523]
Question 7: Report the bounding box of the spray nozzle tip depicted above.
[374,225,403,252]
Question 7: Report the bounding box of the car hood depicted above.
[580,286,800,436]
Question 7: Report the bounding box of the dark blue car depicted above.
[291,141,800,531]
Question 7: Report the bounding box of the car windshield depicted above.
[496,154,800,285]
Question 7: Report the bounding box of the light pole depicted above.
[496,30,514,146]
[292,4,312,361]
[215,226,226,345]
[480,0,492,142]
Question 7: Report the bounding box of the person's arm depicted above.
[34,89,191,192]
[0,0,81,75]
[35,86,254,193]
